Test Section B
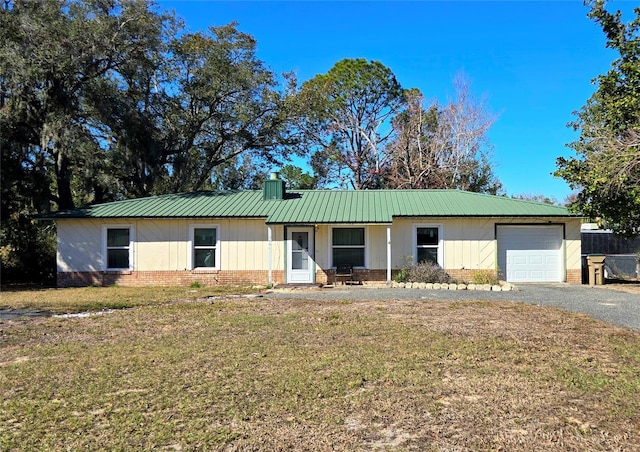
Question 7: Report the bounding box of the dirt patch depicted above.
[603,280,640,295]
[0,308,53,320]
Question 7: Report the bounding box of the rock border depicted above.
[389,281,518,292]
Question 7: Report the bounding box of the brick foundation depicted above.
[321,269,388,285]
[59,268,395,288]
[57,270,286,288]
[315,269,331,285]
[444,269,493,283]
[566,269,582,284]
[59,266,583,287]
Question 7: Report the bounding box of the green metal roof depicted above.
[46,189,577,223]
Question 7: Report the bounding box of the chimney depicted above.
[263,171,286,200]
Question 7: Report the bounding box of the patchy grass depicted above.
[0,285,258,314]
[604,281,640,295]
[1,294,639,450]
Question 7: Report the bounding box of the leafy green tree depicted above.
[556,1,640,236]
[161,25,300,193]
[0,215,56,285]
[210,156,263,190]
[0,130,56,285]
[0,0,169,210]
[295,59,405,189]
[279,164,317,189]
[1,0,168,284]
[1,2,299,283]
[90,23,300,198]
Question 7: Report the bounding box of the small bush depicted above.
[472,270,499,286]
[393,267,409,283]
[190,281,203,288]
[405,261,452,284]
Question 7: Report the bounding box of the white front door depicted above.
[287,227,314,283]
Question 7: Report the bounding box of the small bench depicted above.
[334,265,361,285]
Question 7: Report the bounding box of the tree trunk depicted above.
[93,183,106,204]
[56,152,75,210]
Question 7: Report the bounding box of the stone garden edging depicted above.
[389,281,518,292]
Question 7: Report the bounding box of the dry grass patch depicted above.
[1,296,639,450]
[0,285,258,314]
[603,281,640,295]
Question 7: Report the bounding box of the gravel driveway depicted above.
[270,283,640,331]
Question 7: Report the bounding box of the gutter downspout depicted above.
[386,225,392,283]
[267,225,273,286]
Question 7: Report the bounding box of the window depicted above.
[414,224,442,265]
[332,227,365,268]
[104,226,132,270]
[190,225,219,269]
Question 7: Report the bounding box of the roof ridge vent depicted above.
[263,172,286,200]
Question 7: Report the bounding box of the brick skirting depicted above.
[58,266,583,287]
[319,269,388,285]
[445,268,491,283]
[58,269,393,287]
[57,270,286,288]
[566,269,582,284]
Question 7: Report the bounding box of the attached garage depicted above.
[497,225,563,283]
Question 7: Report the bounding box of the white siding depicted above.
[565,220,582,272]
[367,225,388,269]
[315,226,329,269]
[389,217,582,276]
[57,216,582,277]
[391,218,496,271]
[57,218,283,272]
[57,219,105,272]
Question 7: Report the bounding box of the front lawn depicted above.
[0,285,258,314]
[1,290,639,450]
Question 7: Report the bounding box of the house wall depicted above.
[57,216,583,287]
[392,218,497,271]
[57,218,285,287]
[368,225,389,269]
[314,226,329,269]
[564,220,582,283]
[314,225,390,270]
[392,217,582,283]
[57,218,106,273]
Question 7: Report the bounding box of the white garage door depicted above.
[497,226,563,283]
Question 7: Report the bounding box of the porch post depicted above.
[267,224,273,286]
[386,224,392,283]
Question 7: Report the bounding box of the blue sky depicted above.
[159,0,634,201]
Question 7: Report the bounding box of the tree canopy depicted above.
[0,0,299,282]
[295,59,405,189]
[1,0,171,210]
[555,0,640,237]
[1,2,504,283]
[386,76,501,194]
[1,1,298,211]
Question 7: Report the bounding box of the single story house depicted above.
[49,174,583,287]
